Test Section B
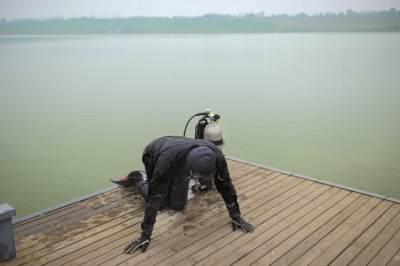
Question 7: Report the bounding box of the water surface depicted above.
[1,33,399,219]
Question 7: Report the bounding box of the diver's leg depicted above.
[135,179,148,200]
[127,171,148,199]
[168,177,190,211]
[142,141,156,184]
[135,142,155,199]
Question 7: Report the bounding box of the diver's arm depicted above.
[214,166,254,233]
[124,168,171,254]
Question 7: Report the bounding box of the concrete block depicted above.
[0,203,16,262]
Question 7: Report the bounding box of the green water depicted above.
[1,33,399,219]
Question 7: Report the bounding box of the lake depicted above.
[1,33,399,219]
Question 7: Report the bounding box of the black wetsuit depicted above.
[139,136,241,240]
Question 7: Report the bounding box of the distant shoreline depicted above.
[1,15,400,34]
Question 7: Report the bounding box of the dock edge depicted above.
[12,156,400,224]
[225,155,400,205]
[12,185,119,224]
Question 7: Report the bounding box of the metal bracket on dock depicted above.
[0,203,16,262]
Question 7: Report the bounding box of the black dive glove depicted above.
[232,217,254,233]
[124,237,150,254]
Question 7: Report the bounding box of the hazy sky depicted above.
[1,0,400,20]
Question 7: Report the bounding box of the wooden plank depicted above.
[11,160,246,238]
[72,170,284,263]
[387,249,400,266]
[13,186,124,229]
[290,199,393,266]
[112,174,294,265]
[86,203,225,264]
[14,165,265,258]
[14,205,95,237]
[310,201,396,265]
[4,202,145,266]
[119,215,231,266]
[43,207,151,266]
[26,224,133,266]
[210,188,351,266]
[239,178,311,227]
[239,172,291,197]
[147,179,300,261]
[10,189,143,256]
[17,200,151,265]
[172,221,236,265]
[229,164,261,180]
[157,180,321,266]
[14,196,137,250]
[135,248,177,266]
[13,205,84,231]
[67,208,194,266]
[134,177,308,266]
[173,257,198,266]
[119,169,274,229]
[267,195,381,266]
[75,224,178,265]
[84,174,291,266]
[329,203,400,266]
[192,185,340,266]
[13,204,132,255]
[367,228,400,265]
[234,192,362,266]
[163,175,293,250]
[348,212,400,265]
[229,169,272,193]
[14,187,133,237]
[11,187,119,227]
[6,157,400,266]
[226,159,241,169]
[232,169,273,192]
[61,186,256,264]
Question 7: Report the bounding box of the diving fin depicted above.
[110,171,147,186]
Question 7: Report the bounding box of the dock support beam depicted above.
[0,204,16,262]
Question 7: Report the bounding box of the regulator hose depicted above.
[183,112,208,137]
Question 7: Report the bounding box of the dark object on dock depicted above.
[0,203,16,262]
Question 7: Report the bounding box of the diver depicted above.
[114,136,254,254]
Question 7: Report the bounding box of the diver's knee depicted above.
[170,202,187,211]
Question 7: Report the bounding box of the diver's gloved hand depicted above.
[124,237,150,254]
[232,217,254,233]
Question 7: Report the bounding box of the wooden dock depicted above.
[3,157,400,265]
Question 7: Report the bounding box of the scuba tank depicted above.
[203,113,223,152]
[183,109,225,192]
[183,109,224,150]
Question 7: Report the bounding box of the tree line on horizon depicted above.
[1,7,399,34]
[1,7,399,22]
[242,7,400,18]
